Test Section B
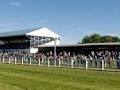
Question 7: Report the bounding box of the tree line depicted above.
[80,34,120,43]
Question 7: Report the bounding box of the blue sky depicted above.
[0,0,120,44]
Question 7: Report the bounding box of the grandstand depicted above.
[0,27,120,54]
[0,27,120,70]
[0,27,60,51]
[38,42,120,54]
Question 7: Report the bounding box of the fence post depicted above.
[15,57,17,64]
[8,57,10,64]
[38,58,40,66]
[85,59,88,70]
[30,57,31,65]
[42,58,44,63]
[48,58,50,67]
[101,60,104,71]
[54,59,56,67]
[3,56,4,63]
[104,60,107,68]
[58,58,61,67]
[71,59,74,68]
[22,57,24,65]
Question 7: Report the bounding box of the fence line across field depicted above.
[0,56,120,71]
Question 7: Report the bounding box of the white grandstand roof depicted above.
[26,27,60,38]
[0,27,60,39]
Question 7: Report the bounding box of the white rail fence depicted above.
[0,56,120,71]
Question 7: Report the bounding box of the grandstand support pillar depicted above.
[85,59,88,70]
[48,58,50,67]
[58,58,61,67]
[9,57,11,64]
[101,60,104,71]
[22,57,24,65]
[15,57,17,64]
[3,56,4,63]
[71,59,74,68]
[38,58,40,66]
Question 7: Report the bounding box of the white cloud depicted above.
[9,2,22,6]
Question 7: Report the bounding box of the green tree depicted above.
[89,34,101,43]
[113,36,120,42]
[101,35,113,42]
[82,36,90,43]
[81,34,101,43]
[80,33,120,43]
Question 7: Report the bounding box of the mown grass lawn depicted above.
[0,64,120,90]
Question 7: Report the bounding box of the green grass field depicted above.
[0,64,120,90]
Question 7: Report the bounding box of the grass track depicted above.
[0,64,120,90]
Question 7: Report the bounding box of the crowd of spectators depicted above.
[0,49,120,69]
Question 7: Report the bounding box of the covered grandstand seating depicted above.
[0,27,60,49]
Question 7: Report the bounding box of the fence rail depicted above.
[0,56,120,71]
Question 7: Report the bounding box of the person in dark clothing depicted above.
[117,52,120,69]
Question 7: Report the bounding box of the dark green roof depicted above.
[0,28,40,38]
